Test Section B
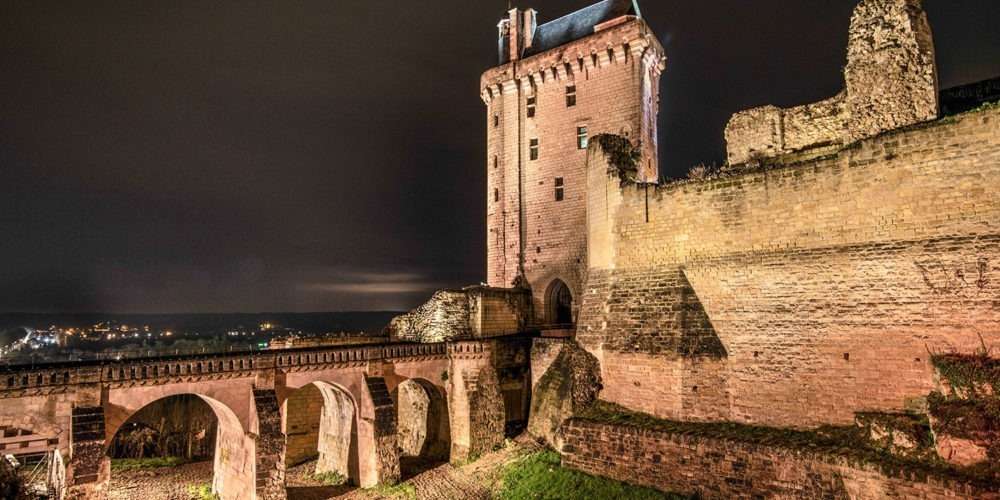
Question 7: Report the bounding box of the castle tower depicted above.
[480,0,665,327]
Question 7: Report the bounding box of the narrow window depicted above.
[529,138,539,161]
[566,85,577,107]
[494,188,499,202]
[493,114,499,127]
[577,126,588,149]
[554,177,564,201]
[493,155,498,169]
[526,96,536,118]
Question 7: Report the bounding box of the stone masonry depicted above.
[481,5,665,323]
[561,418,999,499]
[725,0,938,165]
[582,105,1000,429]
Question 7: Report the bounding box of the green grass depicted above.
[110,456,190,471]
[187,483,219,500]
[497,450,686,500]
[312,469,347,486]
[364,482,417,499]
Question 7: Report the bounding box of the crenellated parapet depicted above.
[480,17,664,106]
[725,0,938,166]
[0,342,449,395]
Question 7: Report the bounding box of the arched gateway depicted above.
[545,279,574,327]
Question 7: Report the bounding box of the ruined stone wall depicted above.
[527,339,600,447]
[561,419,998,500]
[387,290,469,343]
[582,107,1000,428]
[388,287,531,343]
[482,18,665,322]
[725,0,938,165]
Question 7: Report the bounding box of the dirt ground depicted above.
[108,461,213,500]
[108,438,540,500]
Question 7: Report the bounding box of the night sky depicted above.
[2,1,999,314]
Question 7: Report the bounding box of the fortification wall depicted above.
[582,107,1000,428]
[725,0,938,165]
[561,418,998,499]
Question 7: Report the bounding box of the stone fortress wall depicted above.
[582,104,1000,428]
[579,0,1000,430]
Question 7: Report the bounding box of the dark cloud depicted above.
[2,0,999,313]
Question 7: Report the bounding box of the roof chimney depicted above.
[498,7,539,64]
[521,9,538,52]
[507,8,521,63]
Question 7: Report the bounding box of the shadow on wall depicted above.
[604,268,727,359]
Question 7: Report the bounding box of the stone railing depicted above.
[0,342,449,393]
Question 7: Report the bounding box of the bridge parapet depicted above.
[0,341,451,394]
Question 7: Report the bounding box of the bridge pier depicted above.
[361,375,400,487]
[253,389,286,500]
[65,406,109,500]
[446,341,506,462]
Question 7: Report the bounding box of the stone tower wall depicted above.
[481,18,665,323]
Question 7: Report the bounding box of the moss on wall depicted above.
[527,341,601,448]
[594,134,642,185]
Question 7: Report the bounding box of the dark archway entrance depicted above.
[546,279,573,326]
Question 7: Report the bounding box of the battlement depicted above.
[725,0,938,166]
[481,16,664,103]
[0,341,449,395]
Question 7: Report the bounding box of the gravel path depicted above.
[109,461,213,500]
[109,437,541,500]
[340,436,542,500]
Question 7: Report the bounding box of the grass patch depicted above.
[187,483,219,500]
[364,482,417,499]
[498,449,685,500]
[312,469,347,486]
[110,456,190,471]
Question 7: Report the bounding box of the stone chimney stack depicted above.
[521,9,538,52]
[498,8,538,63]
[507,8,521,62]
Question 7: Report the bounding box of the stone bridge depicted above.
[0,337,532,499]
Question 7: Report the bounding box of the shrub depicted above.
[312,469,347,486]
[188,483,219,500]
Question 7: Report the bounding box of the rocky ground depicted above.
[109,461,213,500]
[108,437,541,500]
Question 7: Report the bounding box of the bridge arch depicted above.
[105,392,253,500]
[281,379,372,489]
[393,378,450,476]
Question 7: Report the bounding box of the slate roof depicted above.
[501,0,641,63]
